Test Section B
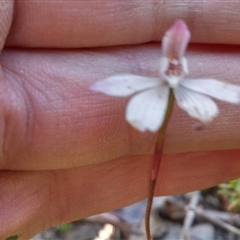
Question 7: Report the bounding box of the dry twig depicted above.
[189,206,240,236]
[179,191,201,240]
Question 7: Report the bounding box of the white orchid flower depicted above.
[90,20,240,132]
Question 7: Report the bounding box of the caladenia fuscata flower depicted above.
[91,20,240,131]
[90,20,240,240]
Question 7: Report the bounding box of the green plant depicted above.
[218,179,240,213]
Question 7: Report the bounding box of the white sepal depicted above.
[90,74,160,97]
[174,86,219,123]
[126,86,169,132]
[181,78,240,104]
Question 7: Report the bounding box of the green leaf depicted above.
[235,180,240,193]
[230,179,237,184]
[228,199,240,213]
[57,223,71,234]
[219,183,232,189]
[5,235,19,240]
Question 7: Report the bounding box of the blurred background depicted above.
[32,179,240,240]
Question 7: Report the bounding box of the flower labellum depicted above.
[90,20,240,132]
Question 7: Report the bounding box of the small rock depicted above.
[162,224,182,240]
[129,209,168,240]
[114,200,147,225]
[190,224,215,240]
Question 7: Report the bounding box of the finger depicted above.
[1,149,240,239]
[0,1,13,49]
[1,44,240,170]
[6,1,240,48]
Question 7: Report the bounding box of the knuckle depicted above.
[0,68,29,169]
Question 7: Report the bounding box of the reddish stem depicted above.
[145,143,164,240]
[145,90,174,240]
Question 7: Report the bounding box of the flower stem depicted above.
[145,89,174,240]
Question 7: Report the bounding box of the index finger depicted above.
[1,44,240,170]
[6,1,240,48]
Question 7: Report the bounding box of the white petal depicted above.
[126,86,169,132]
[165,75,183,89]
[181,57,189,75]
[174,86,219,122]
[181,78,240,104]
[90,74,160,97]
[159,57,169,77]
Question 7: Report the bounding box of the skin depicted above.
[1,1,240,238]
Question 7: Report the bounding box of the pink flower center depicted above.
[165,60,183,77]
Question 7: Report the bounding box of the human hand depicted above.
[1,1,240,239]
